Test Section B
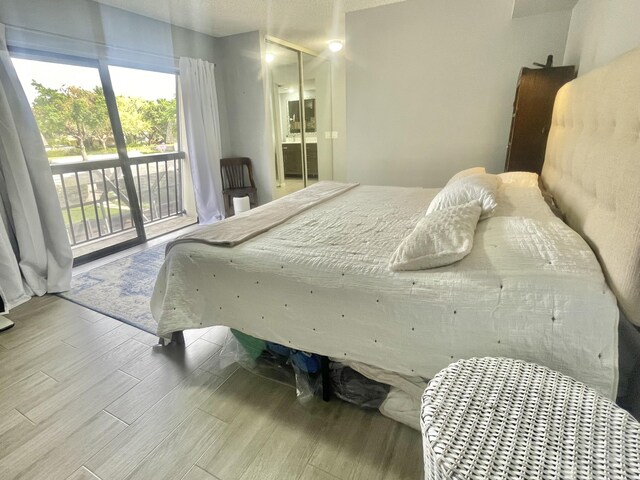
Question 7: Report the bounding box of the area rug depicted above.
[59,244,166,334]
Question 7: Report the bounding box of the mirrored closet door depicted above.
[266,38,333,198]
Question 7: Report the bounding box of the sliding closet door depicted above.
[267,43,306,197]
[267,39,335,197]
[301,52,333,184]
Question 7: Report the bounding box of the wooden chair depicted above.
[220,157,257,217]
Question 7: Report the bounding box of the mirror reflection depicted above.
[266,40,332,198]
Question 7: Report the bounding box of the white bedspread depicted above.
[151,183,619,398]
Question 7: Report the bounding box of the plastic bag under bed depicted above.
[329,362,389,408]
[216,328,322,403]
[216,328,390,408]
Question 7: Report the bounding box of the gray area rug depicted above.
[59,244,166,334]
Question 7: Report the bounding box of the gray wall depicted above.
[217,31,274,203]
[345,0,572,188]
[563,0,640,76]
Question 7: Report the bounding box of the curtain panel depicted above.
[0,23,72,311]
[179,57,225,223]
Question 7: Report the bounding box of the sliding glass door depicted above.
[266,39,333,198]
[11,49,189,264]
[108,66,186,237]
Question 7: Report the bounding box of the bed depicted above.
[151,47,640,412]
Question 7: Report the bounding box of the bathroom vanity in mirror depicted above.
[282,142,318,177]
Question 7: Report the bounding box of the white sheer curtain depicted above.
[179,57,225,223]
[0,23,73,312]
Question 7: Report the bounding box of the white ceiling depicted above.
[91,0,406,52]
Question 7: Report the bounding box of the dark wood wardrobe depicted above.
[504,61,576,174]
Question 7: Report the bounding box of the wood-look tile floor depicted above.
[0,295,423,480]
[274,178,318,199]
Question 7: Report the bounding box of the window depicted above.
[109,66,179,156]
[109,66,182,225]
[12,58,116,164]
[11,52,190,262]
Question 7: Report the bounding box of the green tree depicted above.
[31,82,108,161]
[141,98,177,146]
[91,87,113,151]
[116,95,148,146]
[31,82,177,159]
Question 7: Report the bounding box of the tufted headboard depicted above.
[541,47,640,327]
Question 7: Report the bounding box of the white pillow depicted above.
[428,173,498,220]
[389,201,481,271]
[497,171,539,188]
[446,167,486,186]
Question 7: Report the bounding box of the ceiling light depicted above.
[288,88,295,93]
[328,40,343,53]
[265,53,275,63]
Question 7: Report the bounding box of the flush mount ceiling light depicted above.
[328,40,343,52]
[265,52,275,63]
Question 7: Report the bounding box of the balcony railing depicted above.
[51,152,186,248]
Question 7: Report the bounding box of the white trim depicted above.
[264,35,318,57]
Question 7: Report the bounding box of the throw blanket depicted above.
[168,181,359,251]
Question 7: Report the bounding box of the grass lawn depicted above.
[68,203,128,224]
[49,144,175,159]
[66,201,157,225]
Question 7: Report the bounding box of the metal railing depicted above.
[51,152,186,247]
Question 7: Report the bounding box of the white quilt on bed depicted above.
[151,183,619,398]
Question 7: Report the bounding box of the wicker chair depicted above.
[421,357,640,480]
[220,157,257,217]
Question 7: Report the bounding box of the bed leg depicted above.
[171,331,185,346]
[320,356,331,402]
[157,331,185,347]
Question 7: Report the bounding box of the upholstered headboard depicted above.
[541,47,640,327]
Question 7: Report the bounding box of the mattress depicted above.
[151,183,619,398]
